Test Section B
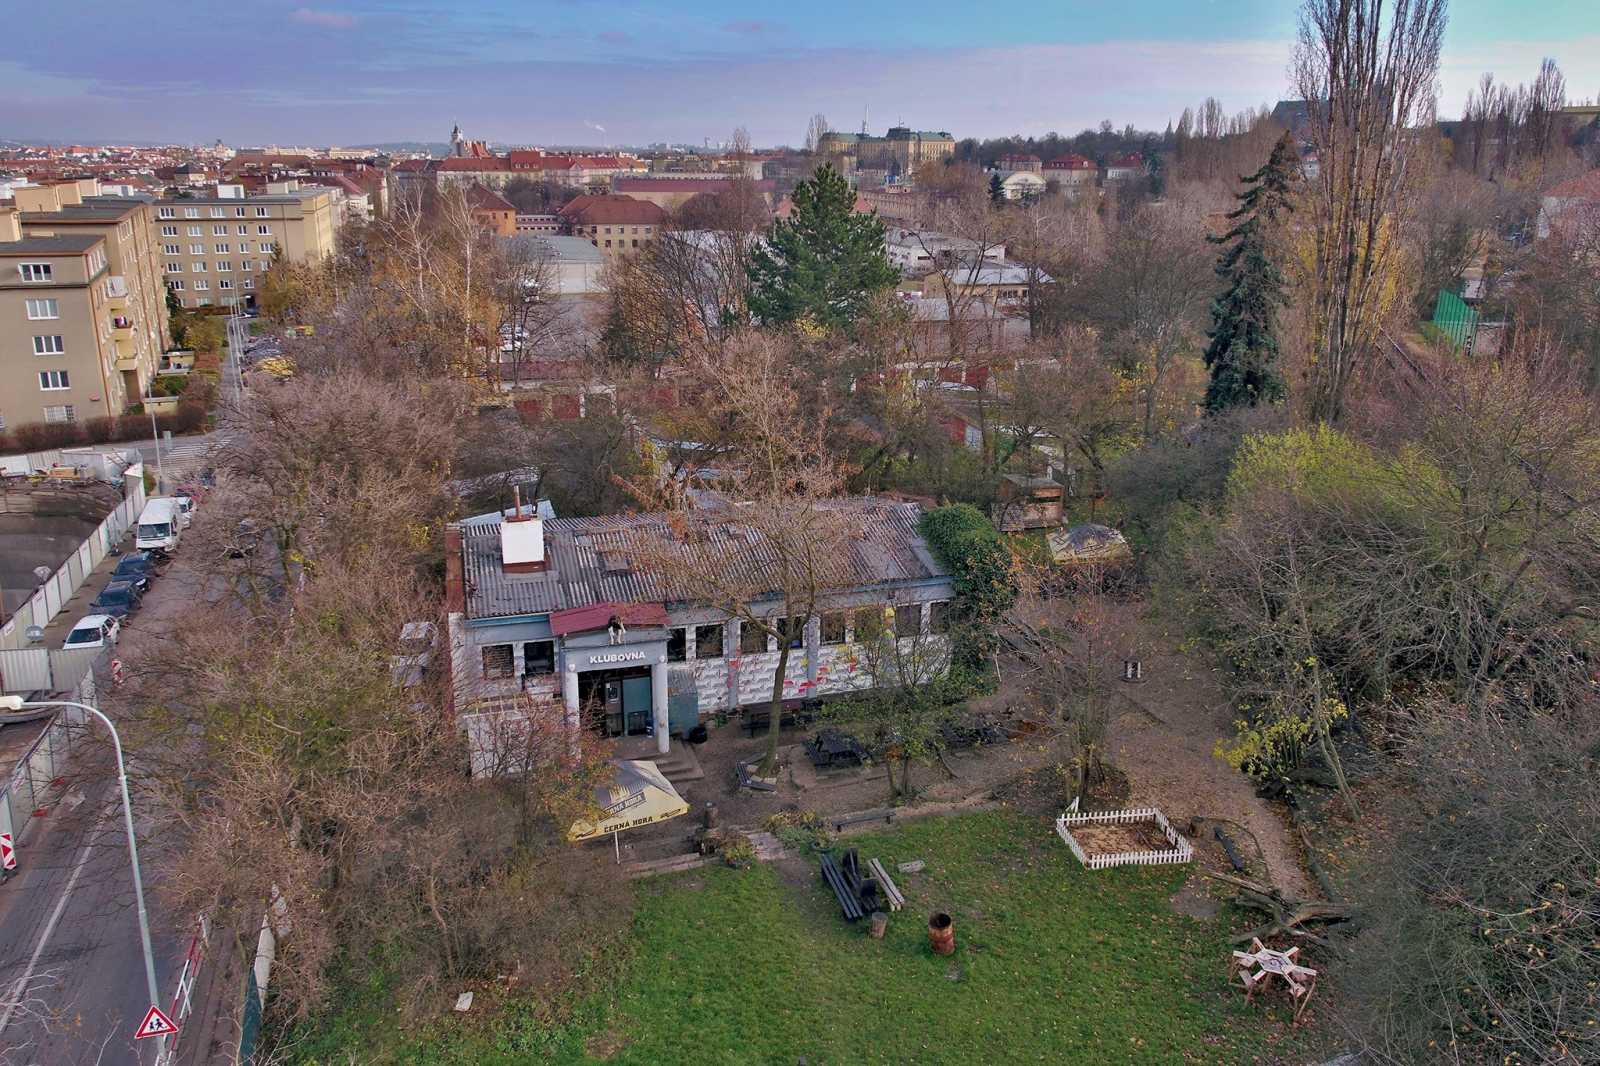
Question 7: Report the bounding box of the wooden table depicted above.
[1230,938,1319,1019]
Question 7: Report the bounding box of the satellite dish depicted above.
[32,566,53,583]
[24,625,44,644]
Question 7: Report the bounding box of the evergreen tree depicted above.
[989,172,1005,204]
[747,163,897,331]
[1202,133,1298,412]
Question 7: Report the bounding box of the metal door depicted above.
[622,675,652,735]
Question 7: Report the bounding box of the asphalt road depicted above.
[0,539,225,1065]
[128,314,252,493]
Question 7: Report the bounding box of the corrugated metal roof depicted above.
[461,497,947,622]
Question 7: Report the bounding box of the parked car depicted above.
[110,551,156,592]
[63,613,121,649]
[91,579,144,619]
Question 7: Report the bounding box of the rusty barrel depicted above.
[869,911,889,940]
[928,912,955,955]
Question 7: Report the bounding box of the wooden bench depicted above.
[832,808,896,832]
[742,700,819,737]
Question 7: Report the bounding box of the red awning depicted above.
[548,601,669,636]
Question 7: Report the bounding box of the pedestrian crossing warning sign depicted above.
[134,1004,179,1040]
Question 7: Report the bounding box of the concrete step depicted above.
[643,738,705,783]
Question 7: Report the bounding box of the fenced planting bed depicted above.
[1056,805,1194,870]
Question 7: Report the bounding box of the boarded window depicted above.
[522,640,555,675]
[740,622,769,655]
[694,624,723,658]
[894,605,922,639]
[821,613,848,645]
[482,644,514,679]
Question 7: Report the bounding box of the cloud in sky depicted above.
[1,1,1596,146]
[288,7,358,30]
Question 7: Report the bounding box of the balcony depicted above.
[105,274,129,310]
[112,316,135,342]
[114,350,140,373]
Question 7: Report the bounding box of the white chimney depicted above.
[500,486,546,572]
[217,184,245,199]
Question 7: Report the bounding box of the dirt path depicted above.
[1106,606,1311,897]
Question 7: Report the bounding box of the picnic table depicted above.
[1230,938,1319,1018]
[743,699,819,737]
[805,727,866,769]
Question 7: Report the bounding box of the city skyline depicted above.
[4,0,1598,147]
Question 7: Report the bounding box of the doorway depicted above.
[579,667,654,737]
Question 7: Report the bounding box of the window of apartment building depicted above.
[158,207,174,219]
[242,277,254,289]
[893,604,922,639]
[0,416,5,433]
[163,243,180,255]
[118,221,132,241]
[740,621,769,655]
[258,260,271,272]
[88,249,105,274]
[256,224,270,235]
[32,335,65,355]
[821,613,848,645]
[183,207,199,218]
[237,224,248,235]
[631,239,638,248]
[631,227,639,235]
[217,261,231,271]
[255,207,268,217]
[39,369,70,390]
[193,279,209,291]
[219,279,232,290]
[481,644,514,679]
[694,623,723,659]
[215,243,229,254]
[210,207,224,218]
[18,263,52,283]
[666,628,687,662]
[192,260,206,271]
[196,297,211,307]
[161,225,177,236]
[260,242,275,255]
[523,640,555,675]
[188,242,204,254]
[168,279,185,291]
[25,298,59,320]
[212,224,227,236]
[234,207,246,217]
[187,226,202,237]
[240,259,252,271]
[42,404,75,424]
[166,262,182,273]
[929,601,952,635]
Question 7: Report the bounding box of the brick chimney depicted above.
[500,487,546,573]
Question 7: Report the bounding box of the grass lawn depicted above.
[293,812,1311,1065]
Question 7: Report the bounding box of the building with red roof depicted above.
[558,194,666,256]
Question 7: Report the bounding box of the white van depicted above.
[135,497,183,553]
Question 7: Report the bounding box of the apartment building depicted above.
[557,195,666,257]
[156,181,339,309]
[7,179,172,427]
[0,209,130,432]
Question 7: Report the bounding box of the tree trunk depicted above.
[758,628,791,777]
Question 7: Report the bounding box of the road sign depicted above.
[134,1004,179,1040]
[0,832,14,871]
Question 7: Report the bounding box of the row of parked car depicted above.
[63,495,197,651]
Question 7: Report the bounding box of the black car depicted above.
[91,579,144,619]
[110,551,156,592]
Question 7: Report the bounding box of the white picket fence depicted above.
[0,467,146,651]
[1055,805,1195,871]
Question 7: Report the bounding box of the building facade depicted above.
[444,498,956,771]
[5,180,172,429]
[156,182,339,309]
[819,127,956,179]
[557,195,666,257]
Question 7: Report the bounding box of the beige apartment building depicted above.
[156,181,339,309]
[0,210,130,432]
[4,179,173,430]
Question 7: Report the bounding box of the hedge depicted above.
[919,503,1018,669]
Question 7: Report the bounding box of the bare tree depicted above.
[805,113,831,155]
[1294,0,1447,422]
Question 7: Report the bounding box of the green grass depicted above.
[293,812,1307,1065]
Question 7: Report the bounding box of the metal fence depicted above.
[0,646,104,695]
[0,467,147,651]
[0,670,98,856]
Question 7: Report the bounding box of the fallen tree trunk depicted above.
[1202,870,1357,945]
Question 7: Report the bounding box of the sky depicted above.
[3,1,1598,148]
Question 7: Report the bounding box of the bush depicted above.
[14,421,87,451]
[920,503,1018,669]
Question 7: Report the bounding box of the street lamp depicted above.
[0,696,160,1011]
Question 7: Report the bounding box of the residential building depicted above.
[515,214,561,235]
[818,127,956,179]
[557,195,666,256]
[1042,154,1098,192]
[611,175,776,213]
[997,154,1042,174]
[918,260,1043,314]
[1104,153,1146,182]
[994,171,1047,201]
[9,180,171,422]
[1536,169,1600,244]
[444,497,956,769]
[465,184,517,237]
[885,228,1006,275]
[156,182,340,309]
